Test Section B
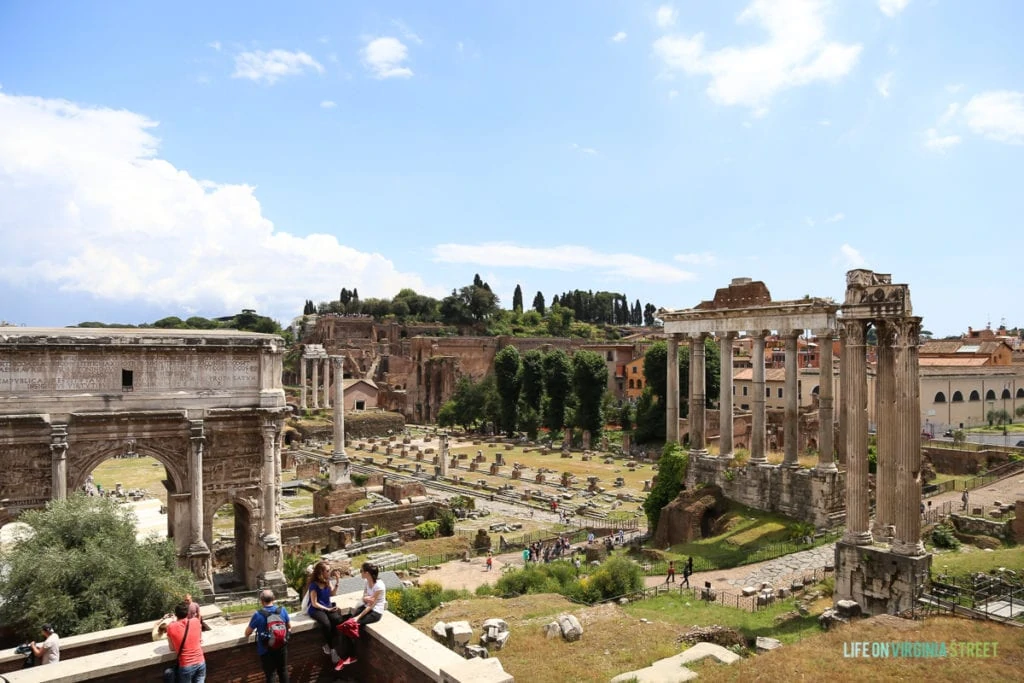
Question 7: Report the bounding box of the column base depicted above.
[782,459,801,468]
[258,570,288,593]
[816,461,839,472]
[719,451,735,460]
[872,525,895,543]
[186,545,213,595]
[891,539,927,557]
[842,530,874,546]
[688,448,709,458]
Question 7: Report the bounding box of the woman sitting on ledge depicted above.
[307,561,345,657]
[335,562,388,672]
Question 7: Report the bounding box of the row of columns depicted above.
[667,330,836,471]
[299,354,331,410]
[842,317,925,555]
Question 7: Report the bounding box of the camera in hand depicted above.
[15,643,36,668]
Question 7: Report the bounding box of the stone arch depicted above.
[1001,388,1012,400]
[969,390,981,402]
[985,389,996,401]
[934,391,946,403]
[811,385,820,395]
[68,438,187,498]
[204,490,262,592]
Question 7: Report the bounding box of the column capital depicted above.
[331,354,345,368]
[782,329,802,340]
[813,328,835,339]
[841,318,866,344]
[893,316,922,345]
[689,331,707,341]
[189,419,205,443]
[747,329,769,339]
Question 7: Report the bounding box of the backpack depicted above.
[259,607,288,650]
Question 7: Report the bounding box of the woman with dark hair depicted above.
[306,561,344,656]
[334,562,388,672]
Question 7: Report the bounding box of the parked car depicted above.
[1015,440,1024,448]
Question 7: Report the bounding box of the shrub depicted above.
[475,583,496,597]
[388,586,471,623]
[437,508,457,537]
[788,522,815,542]
[931,524,961,549]
[351,473,369,487]
[643,442,689,530]
[416,521,440,539]
[585,556,643,601]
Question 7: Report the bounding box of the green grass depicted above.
[930,546,1024,577]
[966,424,1024,434]
[623,590,827,645]
[91,456,168,503]
[652,504,822,570]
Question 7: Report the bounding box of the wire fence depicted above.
[919,571,1024,624]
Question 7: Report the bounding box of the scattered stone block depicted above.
[558,614,583,642]
[835,599,861,619]
[543,621,561,639]
[741,586,758,597]
[432,621,448,643]
[755,636,783,653]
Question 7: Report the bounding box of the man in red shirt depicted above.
[165,602,206,682]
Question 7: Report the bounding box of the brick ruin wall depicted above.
[923,447,1011,475]
[281,500,444,554]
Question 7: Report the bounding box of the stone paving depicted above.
[726,543,836,588]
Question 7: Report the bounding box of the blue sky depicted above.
[0,0,1021,336]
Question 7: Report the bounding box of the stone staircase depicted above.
[366,550,419,570]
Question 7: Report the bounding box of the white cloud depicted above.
[432,243,695,283]
[673,252,717,266]
[611,31,628,43]
[656,5,678,28]
[824,212,845,223]
[208,41,222,52]
[320,100,337,109]
[962,91,1024,144]
[945,83,964,94]
[878,0,910,17]
[571,143,598,156]
[652,0,862,112]
[924,128,961,151]
[232,49,324,85]
[457,41,464,54]
[876,71,893,98]
[840,244,865,268]
[392,20,423,46]
[938,102,960,127]
[818,118,831,126]
[0,92,434,320]
[362,37,413,79]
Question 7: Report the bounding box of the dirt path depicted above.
[928,469,1024,513]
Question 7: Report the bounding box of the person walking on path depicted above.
[245,589,291,683]
[961,488,969,511]
[666,560,676,584]
[682,557,693,588]
[486,552,493,572]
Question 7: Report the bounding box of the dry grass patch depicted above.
[691,615,1024,683]
[414,594,683,683]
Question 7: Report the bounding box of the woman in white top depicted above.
[334,562,387,672]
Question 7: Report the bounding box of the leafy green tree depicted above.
[437,400,459,429]
[643,303,657,327]
[494,346,523,436]
[532,291,545,315]
[0,495,196,638]
[572,349,608,436]
[521,350,545,407]
[633,386,664,444]
[1017,405,1024,419]
[642,442,688,530]
[618,402,633,432]
[543,349,572,431]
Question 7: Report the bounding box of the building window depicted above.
[607,352,613,361]
[632,366,637,374]
[969,390,980,402]
[732,385,736,395]
[951,391,964,403]
[812,385,820,395]
[934,392,946,403]
[742,386,748,396]
[1001,388,1012,399]
[766,387,771,398]
[777,388,783,398]
[628,379,635,389]
[985,389,996,401]
[740,404,749,410]
[121,369,133,392]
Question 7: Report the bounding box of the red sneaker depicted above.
[334,656,357,671]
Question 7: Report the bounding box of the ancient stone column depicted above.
[439,432,449,477]
[187,420,212,591]
[783,331,800,467]
[666,334,680,443]
[874,321,897,541]
[750,331,768,464]
[893,317,926,556]
[689,333,707,453]
[50,423,68,501]
[816,329,837,471]
[299,355,307,411]
[719,332,735,459]
[311,356,320,409]
[841,319,872,545]
[322,358,330,410]
[330,355,350,486]
[837,326,848,465]
[261,420,280,542]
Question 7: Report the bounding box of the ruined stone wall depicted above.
[281,500,444,553]
[687,456,845,528]
[950,512,1014,540]
[923,447,1011,475]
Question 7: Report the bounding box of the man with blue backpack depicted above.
[245,589,291,683]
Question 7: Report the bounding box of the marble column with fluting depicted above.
[893,317,926,556]
[816,330,837,471]
[50,424,68,501]
[322,358,330,409]
[261,420,280,542]
[719,332,735,459]
[750,332,768,463]
[842,319,872,545]
[666,335,680,443]
[330,355,350,486]
[783,331,800,467]
[311,357,320,409]
[187,420,212,590]
[299,355,308,410]
[874,321,897,541]
[837,326,848,465]
[689,333,707,452]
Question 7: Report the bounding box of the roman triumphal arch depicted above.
[0,327,289,593]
